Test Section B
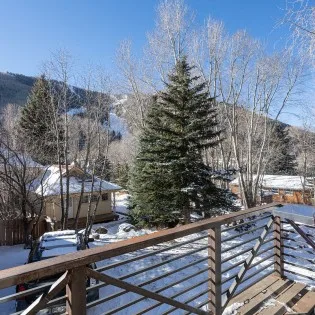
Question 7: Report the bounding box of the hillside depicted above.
[0,72,36,108]
[0,71,129,137]
[0,71,100,109]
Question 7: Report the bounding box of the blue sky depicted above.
[2,0,310,126]
[0,0,288,77]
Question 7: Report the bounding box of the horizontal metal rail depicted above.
[0,281,53,304]
[105,277,209,315]
[284,261,315,274]
[222,222,271,243]
[0,202,280,289]
[96,234,208,273]
[248,253,275,270]
[241,261,274,283]
[222,214,273,233]
[222,231,274,255]
[222,247,252,264]
[283,253,315,265]
[222,259,247,274]
[295,222,315,230]
[162,285,211,315]
[283,244,315,256]
[87,256,208,308]
[102,266,211,314]
[282,236,314,248]
[284,268,315,281]
[86,243,209,296]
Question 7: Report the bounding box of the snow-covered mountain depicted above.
[0,71,130,138]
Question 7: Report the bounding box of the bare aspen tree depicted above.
[190,18,232,180]
[0,105,47,243]
[43,50,74,229]
[72,70,99,231]
[290,110,315,203]
[191,16,305,207]
[145,0,194,79]
[84,72,112,240]
[283,0,315,65]
[116,40,150,131]
[71,68,112,232]
[116,0,195,134]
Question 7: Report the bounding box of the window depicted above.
[82,195,89,203]
[91,195,98,203]
[82,194,99,203]
[102,193,108,201]
[271,188,279,194]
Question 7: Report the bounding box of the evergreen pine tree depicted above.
[94,155,111,181]
[269,123,297,175]
[130,58,233,227]
[19,75,60,165]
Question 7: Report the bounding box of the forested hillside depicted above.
[0,72,35,108]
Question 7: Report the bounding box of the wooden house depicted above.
[29,165,121,225]
[230,175,314,205]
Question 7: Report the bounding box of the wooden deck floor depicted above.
[228,274,315,315]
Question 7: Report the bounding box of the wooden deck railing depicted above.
[0,202,314,315]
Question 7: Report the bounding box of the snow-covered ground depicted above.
[0,196,314,315]
[67,95,130,139]
[108,112,129,137]
[0,245,29,314]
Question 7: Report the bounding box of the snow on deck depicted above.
[0,195,314,314]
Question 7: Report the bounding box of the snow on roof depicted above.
[230,175,312,191]
[277,204,315,217]
[29,165,121,196]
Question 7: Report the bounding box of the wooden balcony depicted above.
[0,203,314,314]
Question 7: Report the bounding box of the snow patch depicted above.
[222,302,244,315]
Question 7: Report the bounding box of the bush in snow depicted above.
[95,226,108,234]
[118,223,136,233]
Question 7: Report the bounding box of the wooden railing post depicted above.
[208,226,222,315]
[66,267,87,315]
[274,216,284,278]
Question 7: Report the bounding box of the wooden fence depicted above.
[0,219,46,246]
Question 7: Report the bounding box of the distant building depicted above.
[230,175,314,205]
[29,165,121,225]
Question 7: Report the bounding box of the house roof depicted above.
[29,165,121,197]
[230,175,312,191]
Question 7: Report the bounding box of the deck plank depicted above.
[258,282,306,315]
[291,291,315,315]
[228,274,281,306]
[236,277,291,315]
